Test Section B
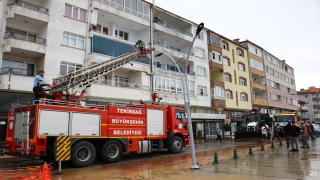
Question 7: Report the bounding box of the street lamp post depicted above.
[154,21,203,170]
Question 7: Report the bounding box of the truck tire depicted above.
[71,141,96,168]
[168,136,183,154]
[101,140,123,163]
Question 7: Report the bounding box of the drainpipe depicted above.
[84,0,91,67]
[149,0,155,93]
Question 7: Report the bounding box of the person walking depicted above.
[310,123,316,141]
[300,122,310,148]
[290,121,302,152]
[272,123,282,143]
[260,124,268,143]
[214,127,222,142]
[283,120,292,148]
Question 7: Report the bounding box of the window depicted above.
[238,63,245,71]
[208,33,220,47]
[274,71,279,78]
[248,44,262,57]
[240,93,248,101]
[272,58,278,66]
[115,30,129,40]
[60,62,82,75]
[223,57,230,66]
[270,81,275,88]
[212,86,224,99]
[239,78,246,86]
[195,31,204,40]
[195,48,205,58]
[226,90,232,99]
[272,94,277,101]
[250,58,264,71]
[236,48,244,57]
[268,92,272,100]
[65,4,87,22]
[269,68,274,75]
[209,51,221,63]
[1,59,35,76]
[224,73,231,82]
[62,32,84,48]
[114,76,129,87]
[222,41,229,50]
[197,86,207,96]
[265,66,269,73]
[196,66,206,76]
[154,75,194,94]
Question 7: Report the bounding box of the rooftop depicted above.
[297,86,320,94]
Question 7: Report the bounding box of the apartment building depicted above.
[207,32,252,132]
[297,99,310,123]
[298,87,320,123]
[0,0,219,140]
[240,40,298,115]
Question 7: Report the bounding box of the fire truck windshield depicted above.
[176,110,187,123]
[274,115,295,122]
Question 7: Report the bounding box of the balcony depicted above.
[298,114,310,120]
[314,102,320,107]
[0,68,36,92]
[92,0,150,26]
[153,40,194,57]
[209,60,223,72]
[251,81,267,91]
[253,96,268,106]
[312,95,320,101]
[7,0,49,23]
[3,31,46,55]
[153,62,195,76]
[299,106,309,111]
[250,67,265,77]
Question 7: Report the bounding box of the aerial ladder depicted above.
[36,40,154,103]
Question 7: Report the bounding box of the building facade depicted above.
[0,0,221,141]
[240,40,298,115]
[298,87,320,123]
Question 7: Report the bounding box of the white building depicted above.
[0,0,222,138]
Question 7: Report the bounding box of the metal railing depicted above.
[153,40,194,56]
[95,0,150,20]
[153,20,193,37]
[251,80,266,86]
[1,67,36,76]
[8,0,49,14]
[153,61,195,75]
[4,31,47,45]
[99,80,150,91]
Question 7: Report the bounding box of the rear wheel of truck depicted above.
[168,136,183,154]
[71,141,96,168]
[101,140,123,163]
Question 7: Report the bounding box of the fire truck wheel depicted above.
[168,136,183,154]
[101,140,123,163]
[71,141,96,167]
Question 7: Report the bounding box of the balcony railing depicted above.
[1,67,36,76]
[153,20,193,37]
[254,96,268,99]
[153,40,194,56]
[4,31,47,45]
[99,80,150,91]
[300,106,309,111]
[298,114,310,119]
[153,62,195,75]
[8,0,49,14]
[251,80,266,86]
[95,0,150,20]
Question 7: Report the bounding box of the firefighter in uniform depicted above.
[135,40,145,51]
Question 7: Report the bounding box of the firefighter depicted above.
[135,40,145,51]
[33,70,45,100]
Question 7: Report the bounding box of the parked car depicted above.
[312,124,320,133]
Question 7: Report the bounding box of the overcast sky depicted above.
[146,0,320,90]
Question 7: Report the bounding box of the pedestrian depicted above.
[214,127,222,142]
[283,120,292,148]
[300,122,310,148]
[260,124,268,143]
[290,121,302,152]
[310,123,316,141]
[33,70,45,101]
[272,123,282,143]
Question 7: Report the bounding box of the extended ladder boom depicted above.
[50,48,154,92]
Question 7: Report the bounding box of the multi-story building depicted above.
[298,86,320,123]
[297,99,310,122]
[207,33,252,132]
[0,0,220,141]
[240,40,298,115]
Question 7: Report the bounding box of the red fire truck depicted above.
[5,44,190,168]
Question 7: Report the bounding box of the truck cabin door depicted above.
[174,110,188,134]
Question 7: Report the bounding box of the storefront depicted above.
[191,113,226,141]
[230,111,246,132]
